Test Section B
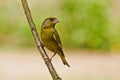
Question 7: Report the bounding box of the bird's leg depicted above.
[49,53,56,62]
[45,53,56,65]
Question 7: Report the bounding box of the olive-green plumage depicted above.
[41,17,70,67]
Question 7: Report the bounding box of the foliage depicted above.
[59,0,110,50]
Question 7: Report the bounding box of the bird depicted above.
[40,17,70,67]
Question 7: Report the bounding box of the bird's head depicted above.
[42,17,59,28]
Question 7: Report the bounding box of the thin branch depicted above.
[21,0,62,80]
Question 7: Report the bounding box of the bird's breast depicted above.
[41,29,53,40]
[41,28,59,52]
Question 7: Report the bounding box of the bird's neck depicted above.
[42,24,55,29]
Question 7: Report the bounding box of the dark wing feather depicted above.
[53,29,63,49]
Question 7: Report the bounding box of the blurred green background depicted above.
[0,0,120,51]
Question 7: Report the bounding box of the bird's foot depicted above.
[41,43,44,48]
[45,58,51,64]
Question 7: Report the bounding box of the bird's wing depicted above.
[53,29,63,49]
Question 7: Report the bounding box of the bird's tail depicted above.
[60,56,70,67]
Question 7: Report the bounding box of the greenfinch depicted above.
[41,17,70,67]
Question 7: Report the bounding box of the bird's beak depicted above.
[53,19,59,24]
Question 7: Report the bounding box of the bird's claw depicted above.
[41,43,44,48]
[45,58,51,64]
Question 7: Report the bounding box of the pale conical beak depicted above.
[53,19,59,24]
